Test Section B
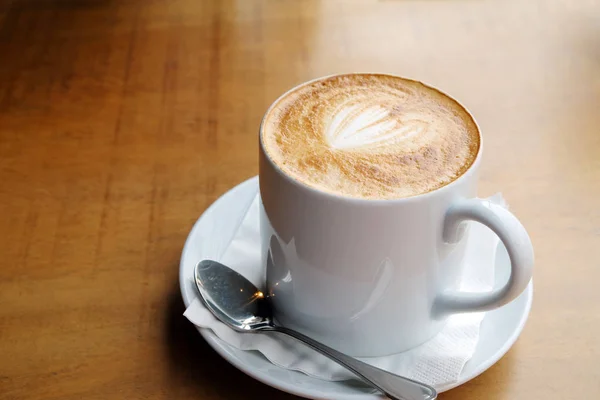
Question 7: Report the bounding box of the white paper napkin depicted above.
[184,193,505,387]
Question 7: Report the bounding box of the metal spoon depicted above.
[193,260,437,400]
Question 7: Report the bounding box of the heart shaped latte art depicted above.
[325,103,427,151]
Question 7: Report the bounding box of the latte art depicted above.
[325,104,427,150]
[261,74,480,199]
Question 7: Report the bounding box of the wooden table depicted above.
[1,0,598,399]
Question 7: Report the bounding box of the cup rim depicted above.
[259,72,483,204]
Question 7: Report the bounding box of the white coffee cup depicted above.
[258,79,534,357]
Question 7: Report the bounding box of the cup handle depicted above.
[435,198,534,315]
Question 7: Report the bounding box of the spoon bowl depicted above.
[194,260,272,330]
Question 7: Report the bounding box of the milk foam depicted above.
[325,104,425,150]
[262,74,480,199]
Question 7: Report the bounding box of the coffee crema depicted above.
[261,74,480,199]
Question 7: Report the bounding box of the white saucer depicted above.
[179,176,533,399]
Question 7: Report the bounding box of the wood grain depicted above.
[1,0,598,399]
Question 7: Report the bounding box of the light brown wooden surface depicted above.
[0,0,598,399]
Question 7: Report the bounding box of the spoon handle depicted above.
[268,326,437,400]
